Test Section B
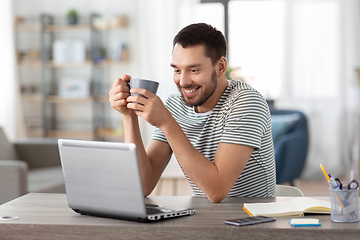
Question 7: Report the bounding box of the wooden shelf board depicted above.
[96,128,124,138]
[22,95,110,104]
[96,59,128,67]
[48,130,94,139]
[26,129,45,138]
[47,129,124,140]
[18,60,94,68]
[19,60,42,67]
[46,60,92,68]
[45,24,90,32]
[22,94,43,102]
[47,96,93,103]
[18,60,127,68]
[16,24,41,32]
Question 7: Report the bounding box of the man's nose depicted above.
[179,72,192,87]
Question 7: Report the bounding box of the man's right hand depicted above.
[109,74,133,115]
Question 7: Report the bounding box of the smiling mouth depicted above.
[183,87,200,96]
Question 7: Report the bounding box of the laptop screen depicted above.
[58,139,147,220]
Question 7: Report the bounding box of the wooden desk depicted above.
[0,193,359,240]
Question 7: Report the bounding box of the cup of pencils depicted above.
[330,187,358,222]
[320,164,359,223]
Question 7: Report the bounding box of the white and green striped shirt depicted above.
[152,80,276,197]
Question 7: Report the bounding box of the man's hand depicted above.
[126,88,172,129]
[109,74,133,116]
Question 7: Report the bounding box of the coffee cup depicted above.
[129,78,159,98]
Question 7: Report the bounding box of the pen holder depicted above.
[330,188,359,223]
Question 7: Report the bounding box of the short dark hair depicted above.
[173,23,227,65]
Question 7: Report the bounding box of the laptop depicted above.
[58,139,196,222]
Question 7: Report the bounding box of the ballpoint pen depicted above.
[328,174,349,206]
[320,164,356,219]
[320,165,347,208]
[320,164,343,193]
[328,174,341,190]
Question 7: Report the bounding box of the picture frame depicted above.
[53,40,86,63]
[58,76,90,99]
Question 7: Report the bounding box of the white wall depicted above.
[0,0,18,139]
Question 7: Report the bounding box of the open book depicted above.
[243,197,331,217]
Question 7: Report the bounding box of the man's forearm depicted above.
[123,113,143,146]
[122,113,156,195]
[159,118,226,201]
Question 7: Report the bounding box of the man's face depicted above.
[171,44,218,108]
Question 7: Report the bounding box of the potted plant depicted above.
[67,9,78,25]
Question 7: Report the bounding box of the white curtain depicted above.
[135,0,200,100]
[135,0,199,176]
[0,0,25,140]
[277,0,360,179]
[135,0,199,145]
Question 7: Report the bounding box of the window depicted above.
[287,0,339,99]
[180,3,224,33]
[195,3,224,33]
[228,1,284,99]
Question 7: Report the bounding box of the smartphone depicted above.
[224,216,275,226]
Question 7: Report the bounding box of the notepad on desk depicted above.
[243,197,331,217]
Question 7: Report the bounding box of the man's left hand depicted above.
[126,88,172,128]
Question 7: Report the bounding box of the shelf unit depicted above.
[15,14,128,141]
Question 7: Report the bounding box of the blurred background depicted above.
[1,0,360,198]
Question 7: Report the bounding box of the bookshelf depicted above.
[15,13,128,141]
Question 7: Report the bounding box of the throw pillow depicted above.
[271,113,300,146]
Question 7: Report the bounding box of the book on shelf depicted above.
[243,197,331,217]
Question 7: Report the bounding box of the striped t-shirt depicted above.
[152,80,276,197]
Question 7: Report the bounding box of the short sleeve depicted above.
[220,90,270,149]
[152,126,167,143]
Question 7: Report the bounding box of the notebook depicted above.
[58,139,196,222]
[243,197,331,217]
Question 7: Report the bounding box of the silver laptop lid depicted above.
[58,139,147,220]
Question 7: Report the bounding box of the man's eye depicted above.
[174,69,181,74]
[191,69,199,73]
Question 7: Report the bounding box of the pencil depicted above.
[320,164,330,182]
[243,207,253,217]
[319,164,351,219]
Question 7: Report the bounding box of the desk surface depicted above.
[0,193,359,240]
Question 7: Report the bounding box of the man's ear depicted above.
[216,56,227,77]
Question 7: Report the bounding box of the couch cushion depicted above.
[271,113,300,145]
[0,160,28,205]
[28,166,65,193]
[13,138,60,169]
[0,127,19,160]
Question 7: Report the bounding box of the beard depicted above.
[178,70,218,108]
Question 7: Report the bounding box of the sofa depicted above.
[0,127,64,205]
[1,107,309,204]
[270,109,309,185]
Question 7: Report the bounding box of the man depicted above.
[109,23,276,203]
